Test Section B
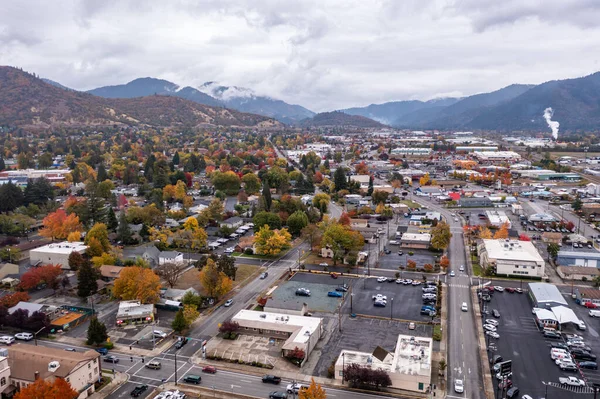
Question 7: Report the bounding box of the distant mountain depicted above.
[42,78,75,91]
[86,78,313,123]
[0,67,280,129]
[465,73,600,131]
[300,111,384,128]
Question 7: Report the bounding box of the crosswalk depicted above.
[546,381,594,394]
[448,283,471,289]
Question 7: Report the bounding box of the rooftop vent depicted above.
[259,314,266,319]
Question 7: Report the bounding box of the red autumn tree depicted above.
[19,265,63,291]
[14,377,77,399]
[0,292,30,308]
[339,212,351,226]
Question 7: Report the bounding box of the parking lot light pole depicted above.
[390,298,394,320]
[350,293,354,314]
[541,381,548,399]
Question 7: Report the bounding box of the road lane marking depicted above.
[240,379,252,383]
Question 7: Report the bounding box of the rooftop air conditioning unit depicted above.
[259,314,266,319]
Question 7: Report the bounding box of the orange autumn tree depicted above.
[40,209,82,241]
[493,222,510,239]
[14,377,77,399]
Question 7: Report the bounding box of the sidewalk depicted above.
[88,371,128,399]
[50,334,175,357]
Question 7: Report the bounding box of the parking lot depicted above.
[483,287,600,399]
[378,248,438,271]
[275,274,348,313]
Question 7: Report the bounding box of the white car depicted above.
[372,294,388,301]
[494,286,505,292]
[224,299,233,307]
[485,331,500,339]
[14,332,33,341]
[319,263,328,266]
[461,302,468,312]
[153,330,167,339]
[0,336,15,345]
[377,276,387,283]
[287,383,309,394]
[459,265,464,272]
[450,271,455,277]
[485,319,499,327]
[224,247,235,254]
[483,324,497,332]
[454,379,464,393]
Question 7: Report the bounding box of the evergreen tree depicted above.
[333,167,347,191]
[144,154,156,182]
[116,211,132,244]
[172,309,187,333]
[68,252,86,272]
[262,181,272,212]
[172,151,180,166]
[87,316,108,345]
[152,160,170,189]
[367,175,374,197]
[107,207,118,231]
[0,181,24,213]
[97,164,108,182]
[0,158,5,172]
[140,224,150,240]
[86,180,106,225]
[198,156,206,171]
[77,260,99,298]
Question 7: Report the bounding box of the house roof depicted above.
[159,251,181,259]
[99,265,124,279]
[8,343,99,382]
[222,216,242,224]
[8,301,47,315]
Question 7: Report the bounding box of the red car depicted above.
[330,273,338,279]
[505,287,515,293]
[585,302,597,309]
[202,366,217,374]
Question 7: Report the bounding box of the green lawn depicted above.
[400,200,421,209]
[471,263,482,276]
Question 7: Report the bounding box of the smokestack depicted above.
[543,107,559,140]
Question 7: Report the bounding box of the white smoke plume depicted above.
[543,107,559,140]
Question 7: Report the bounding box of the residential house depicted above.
[8,343,101,398]
[0,263,19,280]
[8,301,60,319]
[220,217,243,229]
[99,265,124,282]
[158,251,184,265]
[141,246,160,267]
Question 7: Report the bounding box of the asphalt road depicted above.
[416,197,484,399]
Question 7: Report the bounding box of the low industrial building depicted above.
[334,335,432,393]
[574,287,600,308]
[557,251,600,268]
[528,283,568,309]
[485,210,511,229]
[556,266,600,282]
[458,197,493,208]
[527,213,558,224]
[231,309,323,365]
[400,233,431,249]
[390,148,432,157]
[7,343,101,398]
[473,151,521,163]
[478,239,545,278]
[116,300,155,325]
[29,242,87,269]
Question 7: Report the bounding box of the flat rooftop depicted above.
[401,233,431,241]
[482,239,544,263]
[232,309,321,345]
[30,241,87,254]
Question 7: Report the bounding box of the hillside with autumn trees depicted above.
[0,66,282,129]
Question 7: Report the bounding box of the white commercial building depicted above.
[473,151,521,163]
[334,335,432,393]
[390,148,432,156]
[485,210,511,229]
[478,239,545,278]
[30,242,87,269]
[231,310,323,365]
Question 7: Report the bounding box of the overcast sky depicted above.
[2,0,600,111]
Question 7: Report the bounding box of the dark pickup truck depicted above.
[262,375,282,384]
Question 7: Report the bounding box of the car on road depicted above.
[14,332,33,341]
[224,299,233,307]
[377,276,387,283]
[384,249,391,254]
[409,322,415,330]
[327,291,343,298]
[483,324,497,332]
[145,361,161,370]
[461,302,468,312]
[330,273,338,279]
[64,347,76,352]
[295,288,311,297]
[543,330,562,339]
[454,379,464,393]
[485,331,500,339]
[130,384,148,397]
[398,251,404,255]
[202,366,217,374]
[514,288,523,294]
[319,263,328,267]
[103,356,119,363]
[492,309,501,318]
[260,272,268,279]
[183,374,202,384]
[262,375,282,384]
[286,383,309,394]
[175,337,188,349]
[224,247,235,254]
[459,265,464,272]
[494,286,504,292]
[559,376,585,387]
[269,392,288,399]
[450,271,455,277]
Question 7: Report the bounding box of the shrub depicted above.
[244,248,254,255]
[103,342,114,350]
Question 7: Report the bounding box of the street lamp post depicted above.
[350,293,354,314]
[541,381,548,399]
[390,297,394,320]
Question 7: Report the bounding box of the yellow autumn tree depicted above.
[493,221,510,239]
[113,266,161,304]
[199,259,233,299]
[254,226,292,256]
[67,231,81,242]
[479,227,493,239]
[299,378,327,399]
[183,304,199,325]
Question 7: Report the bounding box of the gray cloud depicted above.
[1,0,599,111]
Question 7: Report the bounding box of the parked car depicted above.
[295,288,311,297]
[485,319,499,327]
[330,273,338,279]
[262,375,282,384]
[103,355,119,363]
[175,337,188,349]
[409,322,415,330]
[494,286,505,292]
[335,284,348,292]
[543,330,562,339]
[373,294,387,301]
[506,387,520,398]
[578,361,598,370]
[202,366,217,374]
[260,272,268,279]
[377,276,387,283]
[130,385,148,397]
[319,263,328,267]
[328,291,343,298]
[14,332,33,341]
[145,361,161,370]
[153,330,167,339]
[374,300,386,307]
[514,288,523,294]
[483,324,497,332]
[485,331,500,339]
[269,392,288,399]
[224,299,233,307]
[505,287,515,293]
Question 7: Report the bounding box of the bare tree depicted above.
[155,263,186,288]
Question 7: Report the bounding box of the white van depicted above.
[0,336,15,345]
[589,310,600,318]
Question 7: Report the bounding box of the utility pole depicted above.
[174,352,178,385]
